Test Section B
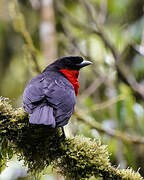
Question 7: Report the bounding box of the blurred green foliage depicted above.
[0,0,144,179]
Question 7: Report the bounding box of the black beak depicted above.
[76,60,92,69]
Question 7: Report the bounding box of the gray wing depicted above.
[23,74,76,127]
[43,78,76,126]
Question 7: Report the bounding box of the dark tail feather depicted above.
[29,105,56,128]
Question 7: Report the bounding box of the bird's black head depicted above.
[44,56,92,72]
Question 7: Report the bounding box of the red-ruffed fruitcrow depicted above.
[23,56,91,134]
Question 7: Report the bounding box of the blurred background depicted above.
[0,0,144,179]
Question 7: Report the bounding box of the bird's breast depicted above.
[59,69,80,96]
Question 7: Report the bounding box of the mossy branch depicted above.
[0,97,143,180]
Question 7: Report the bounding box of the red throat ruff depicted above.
[60,69,79,96]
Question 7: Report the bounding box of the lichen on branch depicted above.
[0,97,143,180]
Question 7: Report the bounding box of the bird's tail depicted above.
[29,105,56,128]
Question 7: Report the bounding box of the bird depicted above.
[23,56,92,136]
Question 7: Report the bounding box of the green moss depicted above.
[0,97,143,180]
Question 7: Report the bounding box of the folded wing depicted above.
[23,73,76,127]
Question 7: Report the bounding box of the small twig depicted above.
[60,1,119,60]
[87,95,125,112]
[74,111,144,145]
[79,75,106,98]
[98,0,107,25]
[62,23,88,58]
